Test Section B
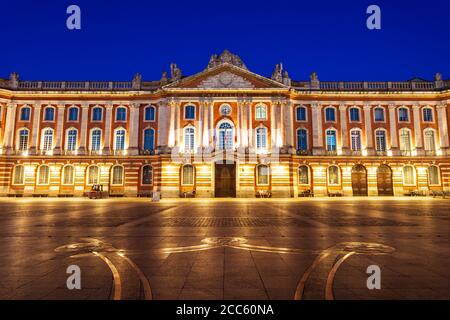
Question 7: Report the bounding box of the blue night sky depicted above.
[0,0,448,81]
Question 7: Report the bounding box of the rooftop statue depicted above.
[207,50,247,70]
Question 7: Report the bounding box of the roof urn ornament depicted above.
[132,73,142,89]
[160,71,169,85]
[170,63,182,81]
[9,72,19,89]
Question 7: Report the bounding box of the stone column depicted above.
[239,101,248,148]
[103,104,113,154]
[202,102,210,148]
[3,103,17,155]
[270,101,277,148]
[196,102,203,150]
[364,104,374,155]
[412,104,423,155]
[209,100,214,147]
[78,104,89,155]
[278,101,285,148]
[339,104,348,154]
[157,100,168,149]
[168,101,176,148]
[247,102,253,149]
[29,104,42,155]
[437,104,449,153]
[128,103,140,155]
[175,102,181,148]
[388,104,399,155]
[312,103,323,155]
[285,101,294,149]
[53,104,65,155]
[236,101,241,147]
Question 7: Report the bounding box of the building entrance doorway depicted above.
[215,162,236,197]
[377,165,394,196]
[352,164,368,196]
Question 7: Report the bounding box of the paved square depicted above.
[0,198,448,300]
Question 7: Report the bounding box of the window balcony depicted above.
[400,150,412,156]
[325,150,338,156]
[424,150,437,156]
[296,149,312,156]
[375,150,388,156]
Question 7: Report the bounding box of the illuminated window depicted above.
[87,166,99,185]
[111,165,124,185]
[20,107,31,121]
[349,107,360,122]
[296,129,308,151]
[398,108,409,122]
[66,129,78,151]
[144,128,155,151]
[62,165,74,185]
[403,166,416,185]
[256,165,269,186]
[328,166,340,185]
[18,129,29,151]
[298,165,309,185]
[375,130,387,152]
[326,130,337,152]
[142,165,153,185]
[114,129,126,151]
[296,106,307,121]
[374,107,385,122]
[68,107,79,121]
[422,108,433,122]
[424,129,436,153]
[42,129,54,151]
[13,165,25,185]
[184,105,195,120]
[350,130,361,151]
[217,122,233,150]
[182,165,195,185]
[144,106,156,121]
[256,127,267,150]
[255,104,267,120]
[92,107,103,121]
[44,107,55,121]
[428,166,440,185]
[399,128,411,154]
[116,107,127,121]
[325,107,336,122]
[184,126,195,152]
[90,129,102,151]
[37,165,50,185]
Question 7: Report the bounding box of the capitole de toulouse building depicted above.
[0,50,449,198]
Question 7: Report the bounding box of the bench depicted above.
[404,190,426,197]
[32,193,49,198]
[328,191,343,197]
[299,190,314,197]
[180,191,196,198]
[256,190,271,198]
[137,191,153,198]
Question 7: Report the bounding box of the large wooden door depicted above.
[352,164,368,196]
[377,165,393,196]
[215,163,236,197]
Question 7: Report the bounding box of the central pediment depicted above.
[163,63,288,90]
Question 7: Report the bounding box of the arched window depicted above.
[184,105,196,120]
[184,126,195,152]
[428,166,440,185]
[296,129,308,151]
[87,165,99,185]
[37,165,50,185]
[328,165,340,185]
[142,165,153,185]
[398,107,409,122]
[111,165,124,185]
[217,122,234,150]
[326,129,337,152]
[62,165,74,185]
[90,129,102,151]
[66,129,78,151]
[325,107,336,122]
[182,165,195,185]
[92,107,103,121]
[350,129,362,151]
[143,128,155,151]
[20,106,31,121]
[424,129,436,153]
[13,165,25,185]
[296,106,307,121]
[403,166,416,185]
[256,165,270,186]
[349,107,360,122]
[399,128,411,154]
[114,129,126,151]
[44,107,55,121]
[374,107,385,122]
[255,104,267,120]
[68,107,79,121]
[144,106,156,121]
[18,129,29,151]
[298,165,309,185]
[375,129,387,152]
[116,107,127,121]
[42,129,54,151]
[422,107,433,122]
[256,127,267,150]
